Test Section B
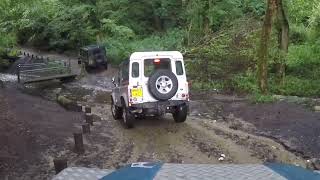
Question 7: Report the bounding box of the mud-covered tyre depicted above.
[111,99,122,120]
[122,103,134,129]
[173,104,188,123]
[148,70,178,101]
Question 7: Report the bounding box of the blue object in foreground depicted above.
[53,163,320,180]
[100,162,163,180]
[265,163,320,180]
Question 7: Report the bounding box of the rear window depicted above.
[132,62,139,78]
[91,48,105,55]
[176,61,184,75]
[144,58,171,77]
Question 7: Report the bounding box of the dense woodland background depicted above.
[0,0,319,99]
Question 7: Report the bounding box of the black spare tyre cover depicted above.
[148,70,178,101]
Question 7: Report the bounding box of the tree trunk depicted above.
[258,0,276,94]
[276,0,289,84]
[153,15,163,31]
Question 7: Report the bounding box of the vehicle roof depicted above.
[80,45,105,51]
[130,51,183,60]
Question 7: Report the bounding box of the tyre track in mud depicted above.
[63,102,306,171]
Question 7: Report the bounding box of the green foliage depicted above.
[309,2,320,28]
[287,44,320,77]
[0,33,16,49]
[250,93,275,104]
[232,70,259,94]
[241,0,265,16]
[0,32,17,70]
[186,0,243,43]
[288,0,317,25]
[185,17,260,93]
[101,19,135,39]
[277,76,320,97]
[0,0,319,98]
[105,29,185,64]
[290,24,307,44]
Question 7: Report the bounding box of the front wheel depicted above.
[111,99,122,120]
[173,104,188,123]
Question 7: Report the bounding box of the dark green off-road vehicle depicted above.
[79,45,108,70]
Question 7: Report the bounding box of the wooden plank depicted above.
[22,74,77,84]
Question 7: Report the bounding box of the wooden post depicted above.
[82,123,90,134]
[85,114,93,126]
[68,59,71,73]
[73,133,85,154]
[53,158,68,174]
[17,65,20,83]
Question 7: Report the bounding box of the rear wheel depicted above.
[122,102,134,129]
[173,104,188,123]
[111,99,122,120]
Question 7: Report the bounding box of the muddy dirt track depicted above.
[0,85,306,179]
[0,49,320,179]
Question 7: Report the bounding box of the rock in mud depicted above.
[56,95,81,112]
[312,158,320,170]
[314,106,320,112]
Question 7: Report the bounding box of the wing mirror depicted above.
[112,77,116,85]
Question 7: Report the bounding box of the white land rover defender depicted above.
[111,51,189,128]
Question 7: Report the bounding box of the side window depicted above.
[122,61,129,81]
[176,61,184,75]
[132,62,139,78]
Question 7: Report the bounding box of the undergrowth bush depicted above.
[0,33,16,70]
[104,29,185,64]
[250,93,275,104]
[277,76,320,97]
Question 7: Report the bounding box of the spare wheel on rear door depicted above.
[148,70,178,101]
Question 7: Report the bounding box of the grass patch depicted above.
[250,93,275,104]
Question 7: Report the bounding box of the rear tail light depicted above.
[154,59,161,63]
